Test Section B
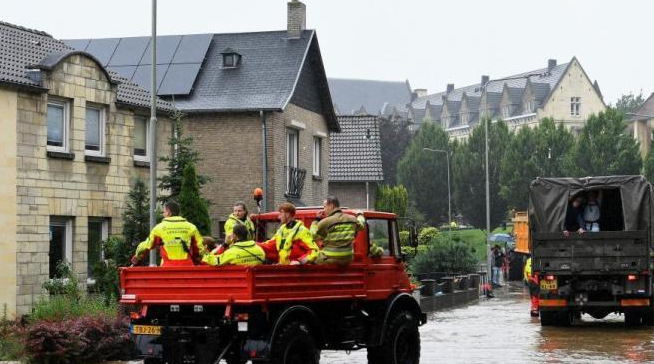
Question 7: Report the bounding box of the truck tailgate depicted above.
[532,230,649,274]
[120,264,369,304]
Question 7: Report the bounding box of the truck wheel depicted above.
[625,311,642,326]
[367,310,420,364]
[540,311,557,326]
[271,321,319,364]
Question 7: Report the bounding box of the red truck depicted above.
[121,208,425,364]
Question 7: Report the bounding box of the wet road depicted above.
[322,282,654,364]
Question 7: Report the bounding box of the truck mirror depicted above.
[410,226,418,248]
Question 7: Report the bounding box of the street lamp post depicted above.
[423,148,451,230]
[148,0,158,266]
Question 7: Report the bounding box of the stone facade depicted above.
[329,182,377,210]
[6,54,171,315]
[185,103,329,236]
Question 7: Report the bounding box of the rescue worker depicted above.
[259,202,319,265]
[203,224,265,266]
[311,196,365,266]
[524,254,539,317]
[131,200,205,266]
[224,201,255,244]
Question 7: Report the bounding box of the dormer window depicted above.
[221,48,242,68]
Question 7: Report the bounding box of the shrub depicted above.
[0,315,26,361]
[418,226,439,245]
[30,295,119,324]
[25,314,133,364]
[411,235,477,275]
[91,235,132,302]
[41,262,81,301]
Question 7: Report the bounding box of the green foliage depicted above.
[452,119,510,229]
[397,122,452,225]
[158,110,210,203]
[0,315,26,361]
[418,226,439,245]
[179,162,212,235]
[375,184,408,217]
[379,116,412,186]
[29,295,119,324]
[612,91,645,117]
[399,231,410,247]
[411,234,477,275]
[90,235,132,302]
[440,229,487,263]
[500,118,575,209]
[122,177,150,250]
[644,148,654,183]
[41,262,82,301]
[568,108,642,176]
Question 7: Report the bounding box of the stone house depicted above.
[66,1,338,236]
[627,92,654,157]
[409,57,606,140]
[329,115,384,209]
[0,22,173,315]
[328,78,413,116]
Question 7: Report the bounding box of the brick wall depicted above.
[13,54,171,314]
[328,182,377,210]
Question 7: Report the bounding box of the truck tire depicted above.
[540,311,572,327]
[625,311,642,327]
[270,321,319,364]
[367,310,420,364]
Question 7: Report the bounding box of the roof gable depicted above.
[327,78,412,115]
[329,115,383,182]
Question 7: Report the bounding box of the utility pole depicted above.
[148,0,158,266]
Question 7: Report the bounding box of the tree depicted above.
[379,116,412,186]
[567,108,642,177]
[122,177,150,250]
[613,91,645,117]
[397,122,451,225]
[375,185,408,218]
[158,110,210,203]
[500,118,575,210]
[452,119,510,229]
[178,162,212,235]
[643,147,654,182]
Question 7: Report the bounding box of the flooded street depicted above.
[322,283,654,364]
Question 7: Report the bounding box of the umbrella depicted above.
[489,233,514,243]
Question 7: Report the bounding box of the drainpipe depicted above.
[261,111,268,212]
[366,181,369,210]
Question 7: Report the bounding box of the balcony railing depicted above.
[285,166,306,199]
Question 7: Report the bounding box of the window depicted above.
[502,105,511,118]
[286,129,300,194]
[49,217,73,279]
[313,136,322,177]
[87,219,109,283]
[47,100,69,152]
[133,116,149,161]
[460,112,468,125]
[524,100,533,113]
[85,105,105,156]
[571,97,581,116]
[367,219,392,257]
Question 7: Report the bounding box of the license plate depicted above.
[131,325,161,336]
[540,280,558,290]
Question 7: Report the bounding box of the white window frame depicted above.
[87,218,109,285]
[49,217,73,279]
[46,99,70,153]
[85,104,106,157]
[502,105,511,118]
[133,116,150,162]
[460,112,468,125]
[571,97,581,117]
[312,136,322,177]
[286,129,299,194]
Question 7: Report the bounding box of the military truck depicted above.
[121,208,425,364]
[529,176,654,326]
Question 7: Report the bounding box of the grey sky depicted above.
[5,1,652,104]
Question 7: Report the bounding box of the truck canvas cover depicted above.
[529,175,653,238]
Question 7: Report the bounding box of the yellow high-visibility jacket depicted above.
[311,209,365,258]
[260,220,318,264]
[132,216,205,266]
[224,214,255,241]
[524,257,533,282]
[203,240,265,266]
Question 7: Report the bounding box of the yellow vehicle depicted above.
[512,211,530,254]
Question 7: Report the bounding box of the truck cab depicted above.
[529,176,654,326]
[121,208,425,364]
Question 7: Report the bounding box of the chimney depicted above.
[287,0,306,38]
[548,59,557,71]
[481,75,489,87]
[446,84,454,95]
[414,88,428,98]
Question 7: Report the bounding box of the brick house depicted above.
[66,1,338,235]
[409,58,606,139]
[329,115,384,209]
[0,22,173,315]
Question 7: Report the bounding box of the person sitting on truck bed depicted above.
[259,202,319,265]
[311,196,365,266]
[563,195,585,237]
[224,201,256,245]
[131,200,206,267]
[583,190,601,232]
[203,224,265,266]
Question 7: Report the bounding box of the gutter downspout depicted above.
[261,111,268,212]
[366,181,370,210]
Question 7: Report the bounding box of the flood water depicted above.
[322,282,654,364]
